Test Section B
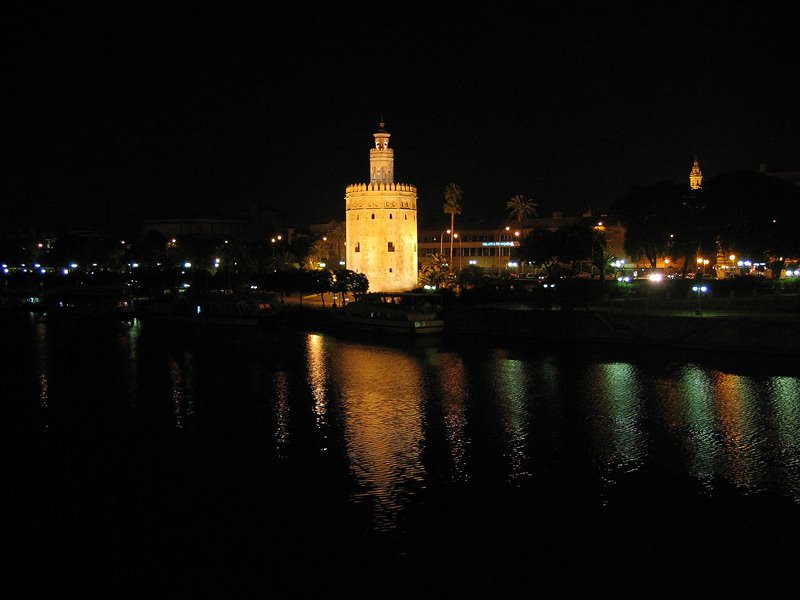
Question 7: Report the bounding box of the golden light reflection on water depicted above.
[715,372,766,492]
[488,349,532,483]
[305,334,329,432]
[436,352,470,481]
[583,362,646,482]
[330,342,426,531]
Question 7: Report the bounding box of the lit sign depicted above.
[482,242,516,247]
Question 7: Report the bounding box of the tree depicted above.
[420,252,455,288]
[325,222,346,265]
[457,264,483,293]
[702,170,800,277]
[333,269,369,302]
[518,224,596,277]
[308,268,333,307]
[610,181,688,268]
[506,194,537,240]
[589,226,614,292]
[443,183,463,263]
[302,239,329,270]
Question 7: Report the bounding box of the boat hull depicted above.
[336,314,445,335]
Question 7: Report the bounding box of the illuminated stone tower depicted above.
[345,122,418,292]
[689,157,703,190]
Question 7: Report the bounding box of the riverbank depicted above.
[446,304,799,355]
[277,291,800,356]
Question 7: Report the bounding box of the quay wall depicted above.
[447,306,800,355]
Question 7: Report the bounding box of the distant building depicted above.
[345,122,418,292]
[418,212,628,275]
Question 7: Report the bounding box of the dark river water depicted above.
[3,312,799,592]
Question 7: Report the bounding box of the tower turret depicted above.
[370,121,394,184]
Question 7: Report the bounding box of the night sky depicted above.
[9,6,799,234]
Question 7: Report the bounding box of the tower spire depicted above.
[370,120,393,183]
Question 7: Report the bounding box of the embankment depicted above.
[447,305,800,355]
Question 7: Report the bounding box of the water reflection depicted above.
[715,373,767,493]
[488,349,532,484]
[272,370,291,457]
[768,376,800,502]
[435,352,470,481]
[582,362,646,497]
[33,318,49,432]
[331,342,426,531]
[680,365,719,491]
[6,312,799,551]
[306,334,329,432]
[169,352,195,430]
[120,318,141,413]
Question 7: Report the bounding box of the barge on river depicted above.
[335,292,445,335]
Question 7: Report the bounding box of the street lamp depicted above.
[270,234,282,259]
[692,284,708,315]
[440,229,451,256]
[453,232,463,270]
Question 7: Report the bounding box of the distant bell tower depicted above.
[345,121,418,293]
[689,157,703,190]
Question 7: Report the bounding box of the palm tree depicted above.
[506,194,537,240]
[443,183,463,263]
[323,222,346,265]
[420,252,454,289]
[506,194,537,273]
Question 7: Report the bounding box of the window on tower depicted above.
[355,242,360,252]
[388,242,395,252]
[371,214,375,219]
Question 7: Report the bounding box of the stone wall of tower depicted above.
[345,183,418,292]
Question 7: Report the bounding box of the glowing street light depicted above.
[453,232,463,270]
[440,229,451,256]
[692,284,708,315]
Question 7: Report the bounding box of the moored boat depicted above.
[334,292,445,335]
[137,292,277,327]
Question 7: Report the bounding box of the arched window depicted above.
[355,242,360,252]
[389,214,393,219]
[371,214,375,219]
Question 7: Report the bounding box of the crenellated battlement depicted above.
[346,182,417,194]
